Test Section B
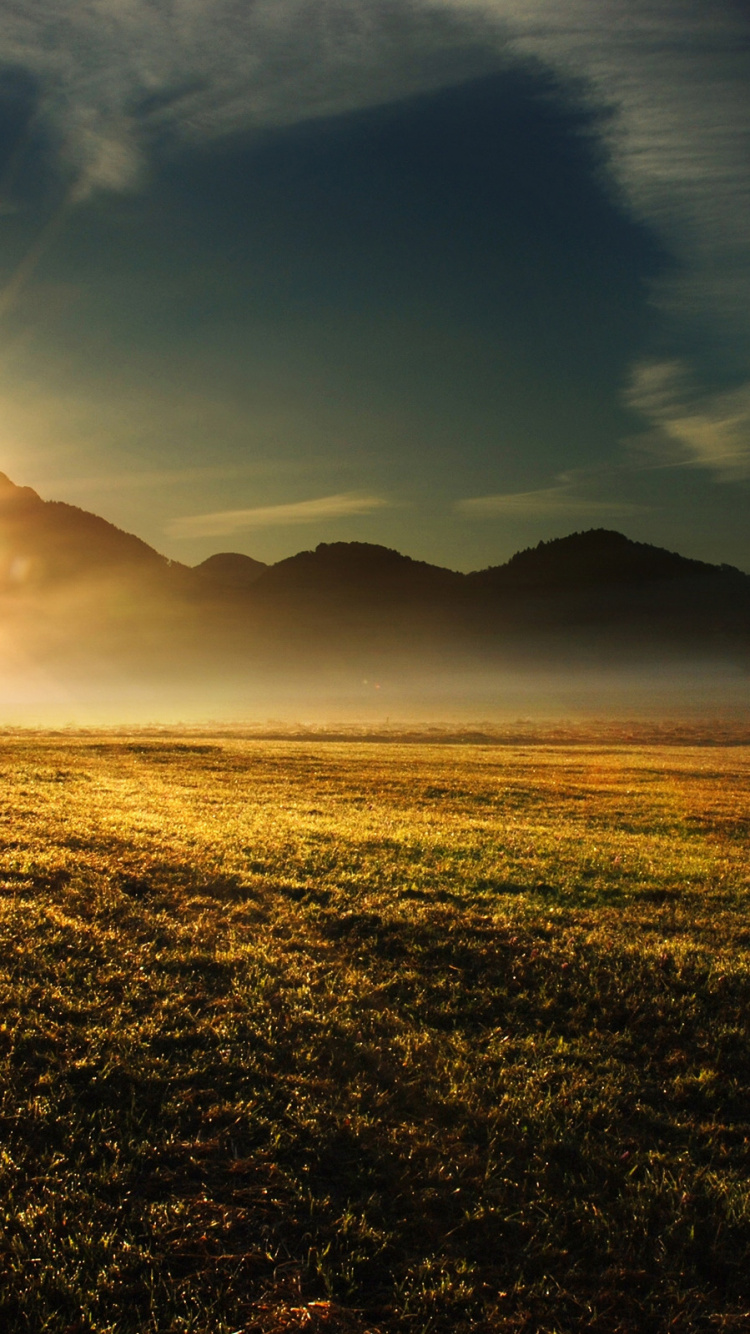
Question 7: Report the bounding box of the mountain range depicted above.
[1,471,749,684]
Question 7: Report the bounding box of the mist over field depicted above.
[0,472,748,726]
[2,629,749,730]
[1,657,749,729]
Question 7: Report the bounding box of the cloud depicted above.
[3,1,745,273]
[0,1,506,198]
[448,1,750,332]
[1,3,746,334]
[434,1,750,488]
[1,0,748,481]
[457,485,646,519]
[166,492,388,538]
[626,361,750,481]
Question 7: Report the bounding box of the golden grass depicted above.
[0,732,749,1331]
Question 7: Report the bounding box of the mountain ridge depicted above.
[469,528,746,589]
[0,472,748,674]
[1,472,745,588]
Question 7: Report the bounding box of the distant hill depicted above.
[461,529,750,653]
[0,474,748,675]
[469,528,741,590]
[192,552,267,592]
[250,541,461,606]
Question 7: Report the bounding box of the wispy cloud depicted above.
[3,1,745,282]
[450,1,750,335]
[457,481,646,520]
[1,3,746,347]
[455,0,750,462]
[0,1,506,201]
[166,492,388,539]
[1,0,747,485]
[626,361,750,481]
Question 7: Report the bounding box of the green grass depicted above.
[1,731,749,1332]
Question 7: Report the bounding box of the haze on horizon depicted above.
[0,468,746,726]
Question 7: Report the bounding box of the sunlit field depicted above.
[1,729,749,1332]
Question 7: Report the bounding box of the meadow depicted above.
[0,729,749,1332]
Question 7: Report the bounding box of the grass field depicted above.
[1,730,749,1332]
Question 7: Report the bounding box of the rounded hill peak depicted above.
[192,552,267,589]
[472,529,725,590]
[253,539,462,601]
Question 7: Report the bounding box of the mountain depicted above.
[250,541,461,602]
[469,528,738,590]
[192,552,267,592]
[0,472,175,591]
[216,529,750,662]
[246,542,463,635]
[0,474,748,679]
[0,474,198,679]
[463,529,750,654]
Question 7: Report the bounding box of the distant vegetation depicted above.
[1,732,749,1331]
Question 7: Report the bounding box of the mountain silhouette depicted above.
[248,543,462,630]
[469,528,738,590]
[0,472,177,591]
[252,541,460,599]
[192,552,267,592]
[0,474,748,678]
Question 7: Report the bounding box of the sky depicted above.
[0,0,748,573]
